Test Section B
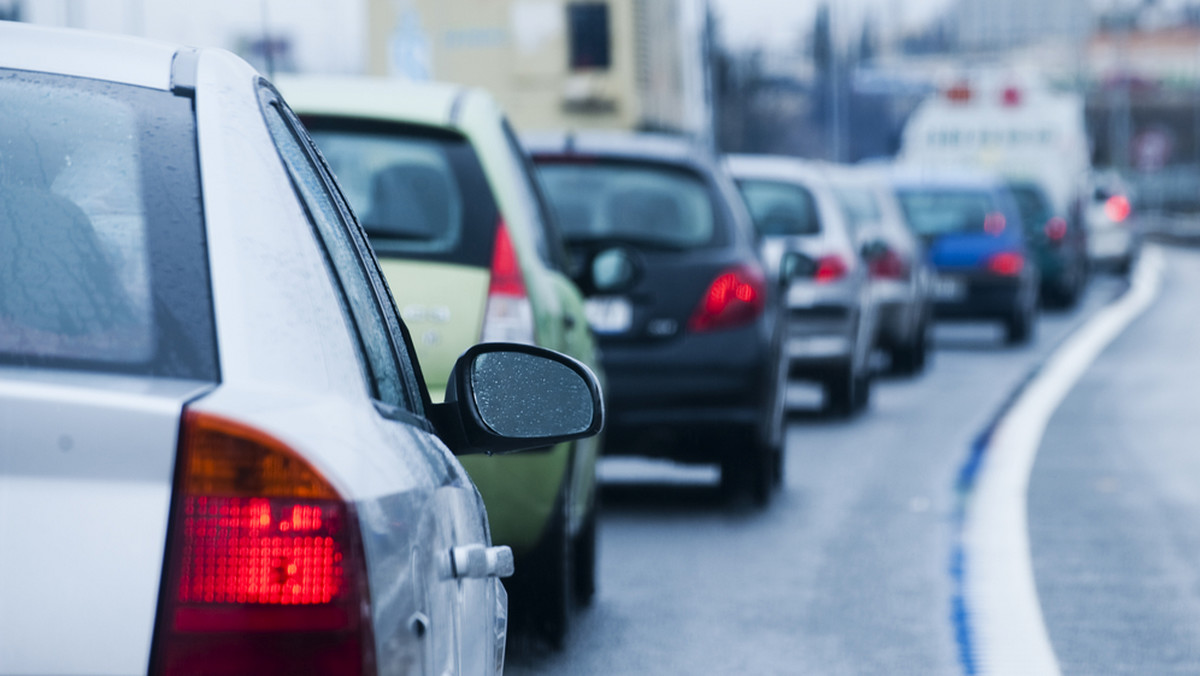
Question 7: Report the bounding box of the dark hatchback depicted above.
[893,171,1040,345]
[526,132,786,505]
[1006,178,1089,308]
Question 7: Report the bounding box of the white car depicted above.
[0,22,602,676]
[1084,170,1141,273]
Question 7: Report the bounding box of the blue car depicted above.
[892,170,1040,345]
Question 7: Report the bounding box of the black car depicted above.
[526,132,786,505]
[1006,178,1089,307]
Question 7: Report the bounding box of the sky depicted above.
[711,0,957,51]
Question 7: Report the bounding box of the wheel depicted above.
[824,362,858,417]
[511,497,573,649]
[1004,303,1034,346]
[720,429,773,507]
[890,320,929,376]
[573,502,598,607]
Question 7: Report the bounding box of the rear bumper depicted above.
[599,323,776,462]
[932,274,1029,320]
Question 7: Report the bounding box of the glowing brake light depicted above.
[1105,195,1131,223]
[986,251,1024,277]
[868,248,909,280]
[945,83,972,103]
[1044,217,1068,242]
[482,219,535,344]
[1001,86,1022,107]
[814,255,848,283]
[153,410,374,676]
[983,212,1007,235]
[688,264,766,332]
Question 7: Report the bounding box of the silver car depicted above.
[827,167,934,375]
[727,155,879,416]
[0,23,602,676]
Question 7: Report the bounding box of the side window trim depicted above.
[256,81,430,419]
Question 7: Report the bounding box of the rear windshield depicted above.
[1008,183,1052,230]
[536,160,716,249]
[832,185,882,232]
[304,118,499,268]
[896,189,1008,238]
[736,179,821,236]
[0,69,216,380]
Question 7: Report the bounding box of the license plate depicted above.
[933,276,965,301]
[786,285,818,307]
[584,296,633,334]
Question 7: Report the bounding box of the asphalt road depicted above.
[505,259,1154,676]
[1030,244,1200,675]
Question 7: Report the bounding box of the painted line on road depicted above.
[953,246,1165,676]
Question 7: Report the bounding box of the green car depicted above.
[278,76,603,646]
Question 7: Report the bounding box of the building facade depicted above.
[367,0,713,139]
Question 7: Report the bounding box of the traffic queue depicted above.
[0,18,1141,676]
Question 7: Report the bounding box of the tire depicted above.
[720,430,773,507]
[512,497,573,649]
[573,503,597,607]
[890,321,929,376]
[1004,303,1034,346]
[825,362,858,417]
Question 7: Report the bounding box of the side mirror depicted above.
[779,250,816,285]
[860,239,888,261]
[430,343,605,455]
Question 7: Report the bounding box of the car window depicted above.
[896,188,1011,238]
[736,179,822,236]
[303,117,500,269]
[259,87,423,415]
[537,160,717,249]
[0,68,216,380]
[832,185,882,233]
[1008,183,1053,230]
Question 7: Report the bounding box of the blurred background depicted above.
[5,0,1200,227]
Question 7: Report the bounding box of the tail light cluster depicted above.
[868,248,909,281]
[1044,217,1068,243]
[153,411,374,676]
[688,264,766,332]
[986,251,1025,277]
[1105,195,1131,223]
[482,219,535,344]
[813,255,848,284]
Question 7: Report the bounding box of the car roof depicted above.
[888,165,1006,191]
[523,130,714,170]
[0,21,178,90]
[274,75,481,129]
[724,154,837,186]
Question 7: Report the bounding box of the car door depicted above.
[258,86,501,676]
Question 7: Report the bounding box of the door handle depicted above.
[563,314,577,330]
[449,544,514,579]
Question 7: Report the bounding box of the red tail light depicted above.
[1044,217,1068,242]
[814,255,848,283]
[986,251,1024,277]
[1001,86,1022,107]
[945,83,972,103]
[482,219,535,344]
[1105,195,1131,223]
[983,212,1007,235]
[868,248,909,280]
[688,264,766,332]
[153,411,374,676]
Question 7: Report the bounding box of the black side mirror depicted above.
[860,239,889,261]
[430,343,605,455]
[779,250,817,285]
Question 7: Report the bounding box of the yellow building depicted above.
[367,0,712,138]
